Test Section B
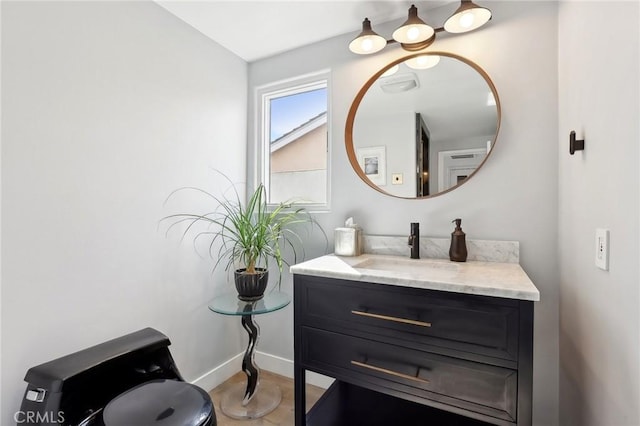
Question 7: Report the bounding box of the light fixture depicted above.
[379,72,419,93]
[486,91,496,106]
[348,18,387,55]
[381,64,400,77]
[392,5,434,49]
[444,0,492,33]
[349,2,492,55]
[405,54,440,70]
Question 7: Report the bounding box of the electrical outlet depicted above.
[392,173,403,185]
[595,228,609,271]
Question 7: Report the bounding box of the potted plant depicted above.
[162,176,323,301]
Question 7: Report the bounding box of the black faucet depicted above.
[408,222,420,259]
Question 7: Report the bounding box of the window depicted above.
[257,71,330,209]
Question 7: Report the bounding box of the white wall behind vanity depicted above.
[1,2,248,423]
[558,2,640,425]
[249,2,560,425]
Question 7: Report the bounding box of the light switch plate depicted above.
[392,173,403,185]
[595,228,609,270]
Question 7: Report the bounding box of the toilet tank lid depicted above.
[23,328,171,392]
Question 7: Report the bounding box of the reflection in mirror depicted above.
[346,52,500,199]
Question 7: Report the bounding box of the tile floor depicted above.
[208,370,325,426]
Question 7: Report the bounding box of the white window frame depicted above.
[255,69,331,212]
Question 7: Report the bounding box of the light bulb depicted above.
[459,11,475,28]
[361,38,373,52]
[407,27,420,41]
[405,55,440,70]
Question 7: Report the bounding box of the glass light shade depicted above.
[392,5,434,44]
[349,18,387,54]
[486,91,496,106]
[444,0,492,33]
[405,55,440,70]
[381,64,400,77]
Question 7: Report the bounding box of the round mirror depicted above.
[345,52,501,199]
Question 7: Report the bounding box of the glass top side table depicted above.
[208,291,291,419]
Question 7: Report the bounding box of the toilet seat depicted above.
[103,379,214,426]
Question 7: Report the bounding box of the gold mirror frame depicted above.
[345,51,501,199]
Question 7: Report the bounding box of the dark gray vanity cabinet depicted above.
[293,274,534,426]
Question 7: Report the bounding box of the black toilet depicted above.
[19,328,216,426]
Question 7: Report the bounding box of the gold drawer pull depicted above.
[351,310,431,328]
[351,360,429,384]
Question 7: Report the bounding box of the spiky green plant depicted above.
[162,176,323,289]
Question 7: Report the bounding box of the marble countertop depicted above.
[290,254,540,301]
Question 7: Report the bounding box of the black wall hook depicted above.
[569,131,584,155]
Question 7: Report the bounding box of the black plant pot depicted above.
[234,268,268,301]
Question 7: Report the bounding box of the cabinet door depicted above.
[296,275,519,363]
[301,326,517,422]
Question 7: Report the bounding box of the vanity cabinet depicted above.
[293,274,533,426]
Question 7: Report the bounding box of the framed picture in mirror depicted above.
[357,146,386,186]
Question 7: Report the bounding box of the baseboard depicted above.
[191,352,243,392]
[192,351,334,392]
[255,351,334,389]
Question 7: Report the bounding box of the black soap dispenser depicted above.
[449,218,468,262]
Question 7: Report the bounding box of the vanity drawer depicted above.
[301,326,517,423]
[296,275,519,362]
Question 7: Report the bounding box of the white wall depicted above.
[1,1,247,423]
[354,111,416,197]
[430,133,493,195]
[0,1,4,420]
[249,2,560,424]
[558,2,640,425]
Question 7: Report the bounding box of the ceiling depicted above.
[356,56,498,141]
[156,1,454,62]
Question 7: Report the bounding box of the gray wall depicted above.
[1,2,247,423]
[249,2,559,425]
[354,111,416,197]
[558,2,640,425]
